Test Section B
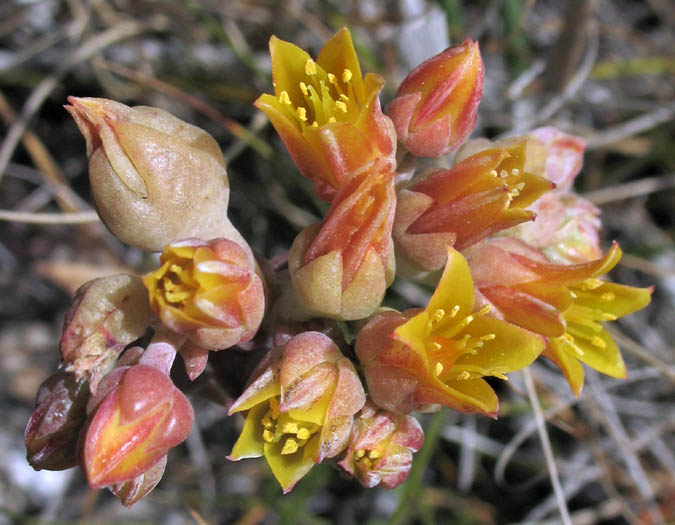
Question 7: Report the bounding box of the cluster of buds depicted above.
[27,26,652,503]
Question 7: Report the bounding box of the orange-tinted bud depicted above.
[255,28,396,201]
[143,238,265,350]
[25,372,89,471]
[466,238,652,394]
[66,97,233,251]
[388,39,483,158]
[394,139,553,274]
[338,401,423,489]
[83,364,193,488]
[356,248,544,415]
[60,274,153,392]
[229,331,365,493]
[288,170,396,320]
[111,454,166,507]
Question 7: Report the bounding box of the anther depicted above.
[368,450,382,460]
[450,305,460,317]
[281,422,298,434]
[300,82,308,96]
[297,427,310,440]
[435,362,444,376]
[296,107,307,121]
[511,168,520,176]
[601,313,617,321]
[305,59,317,76]
[500,169,509,178]
[458,370,471,380]
[342,69,352,82]
[591,336,606,348]
[581,278,604,290]
[355,449,366,459]
[311,121,319,128]
[480,334,496,341]
[490,170,499,178]
[431,309,446,323]
[262,429,274,443]
[281,438,299,455]
[335,101,348,113]
[278,91,291,105]
[339,94,349,102]
[261,416,273,429]
[328,116,337,123]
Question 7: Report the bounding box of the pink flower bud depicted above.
[529,127,587,192]
[66,97,234,251]
[338,401,423,489]
[229,331,365,493]
[143,237,265,350]
[288,170,396,320]
[388,39,483,157]
[25,372,89,471]
[82,364,193,488]
[60,274,153,392]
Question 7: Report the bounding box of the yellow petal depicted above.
[573,282,652,319]
[316,27,364,103]
[228,403,267,460]
[426,247,475,325]
[572,327,626,379]
[458,317,545,373]
[269,36,314,106]
[544,339,585,396]
[264,436,318,493]
[393,311,431,356]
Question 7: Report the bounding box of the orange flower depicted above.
[387,39,483,157]
[143,238,265,350]
[255,28,396,201]
[467,239,653,394]
[394,139,553,274]
[356,247,544,415]
[289,169,396,320]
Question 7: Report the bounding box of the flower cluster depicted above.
[27,27,651,504]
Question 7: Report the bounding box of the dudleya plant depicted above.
[25,26,652,507]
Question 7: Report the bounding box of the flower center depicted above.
[277,59,357,129]
[557,278,617,356]
[353,448,382,470]
[159,262,198,307]
[260,397,320,455]
[426,305,501,380]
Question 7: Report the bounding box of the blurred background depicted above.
[0,0,673,523]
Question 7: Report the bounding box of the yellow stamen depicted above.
[261,416,273,429]
[262,429,275,443]
[458,370,471,380]
[327,72,337,84]
[335,100,348,113]
[300,82,308,96]
[278,90,291,105]
[581,278,604,290]
[368,450,382,460]
[431,342,442,350]
[450,305,460,317]
[281,438,299,455]
[328,116,337,123]
[601,313,617,321]
[355,449,366,459]
[511,168,520,176]
[342,68,352,82]
[500,169,509,178]
[269,398,280,418]
[480,334,496,341]
[311,121,319,128]
[339,94,349,102]
[435,362,444,376]
[305,59,317,76]
[432,309,446,323]
[490,169,499,178]
[281,422,298,434]
[297,427,310,440]
[296,106,307,121]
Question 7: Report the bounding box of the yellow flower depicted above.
[228,332,365,493]
[255,28,396,201]
[143,238,265,351]
[356,247,545,416]
[467,239,653,394]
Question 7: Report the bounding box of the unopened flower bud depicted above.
[111,454,167,507]
[60,274,153,392]
[338,401,423,489]
[66,97,233,251]
[229,331,365,493]
[143,237,265,350]
[83,364,193,488]
[529,127,587,192]
[288,170,396,320]
[388,39,483,157]
[25,372,89,471]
